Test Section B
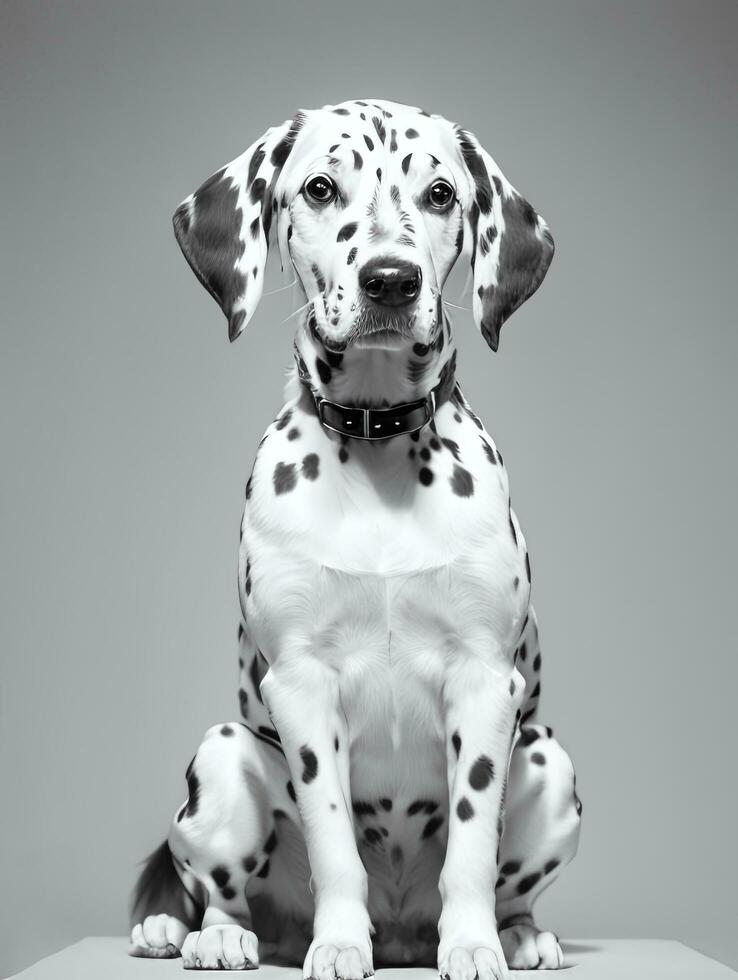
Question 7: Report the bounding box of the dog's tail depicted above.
[129,839,201,930]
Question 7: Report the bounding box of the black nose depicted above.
[358,258,422,308]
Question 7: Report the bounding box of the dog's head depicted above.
[173,99,553,356]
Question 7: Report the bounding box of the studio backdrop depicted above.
[1,1,736,977]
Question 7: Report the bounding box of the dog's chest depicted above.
[241,395,529,797]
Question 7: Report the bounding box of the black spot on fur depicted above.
[302,453,320,480]
[379,798,392,811]
[531,751,546,765]
[353,800,377,816]
[420,447,431,461]
[405,128,419,139]
[287,427,300,441]
[273,462,297,495]
[520,727,539,746]
[517,871,542,895]
[339,447,349,463]
[352,150,363,170]
[286,780,296,803]
[184,766,200,818]
[347,246,358,265]
[421,815,444,839]
[500,860,522,875]
[212,865,230,888]
[276,409,292,431]
[364,134,374,151]
[442,438,462,461]
[544,859,560,875]
[401,153,412,175]
[364,827,383,845]
[337,222,358,242]
[533,652,541,671]
[220,886,236,901]
[300,745,318,784]
[372,116,386,144]
[531,681,541,699]
[456,797,474,821]
[258,726,281,743]
[525,552,531,583]
[334,735,339,751]
[316,358,332,384]
[407,800,431,815]
[452,731,461,757]
[419,467,434,486]
[508,503,517,546]
[220,725,234,737]
[455,129,494,215]
[250,177,266,205]
[238,688,248,717]
[250,654,263,703]
[450,465,474,497]
[243,855,257,873]
[311,264,326,292]
[270,114,305,168]
[264,830,278,854]
[469,755,495,790]
[256,859,270,878]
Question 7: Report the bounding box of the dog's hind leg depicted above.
[495,725,582,970]
[130,721,303,968]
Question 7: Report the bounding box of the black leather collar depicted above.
[294,349,453,441]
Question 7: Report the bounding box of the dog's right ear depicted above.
[173,114,305,341]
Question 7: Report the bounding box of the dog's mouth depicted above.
[311,302,419,352]
[347,306,416,348]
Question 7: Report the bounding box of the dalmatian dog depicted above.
[129,99,582,978]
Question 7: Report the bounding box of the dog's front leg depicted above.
[437,655,525,980]
[261,655,373,980]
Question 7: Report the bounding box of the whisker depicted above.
[442,300,471,312]
[282,298,313,323]
[264,277,298,297]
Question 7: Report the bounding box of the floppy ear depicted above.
[173,114,305,341]
[456,128,554,352]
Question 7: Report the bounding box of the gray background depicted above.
[1,1,736,976]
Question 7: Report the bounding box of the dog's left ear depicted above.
[173,113,305,342]
[456,128,554,352]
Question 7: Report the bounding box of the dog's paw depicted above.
[499,923,563,970]
[303,941,374,980]
[302,942,374,980]
[181,925,259,970]
[438,943,508,980]
[129,914,188,957]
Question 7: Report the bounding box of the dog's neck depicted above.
[292,316,458,420]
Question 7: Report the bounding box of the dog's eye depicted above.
[427,180,455,212]
[304,174,337,205]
